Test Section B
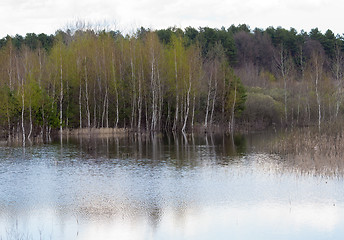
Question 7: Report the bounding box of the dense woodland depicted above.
[0,24,344,140]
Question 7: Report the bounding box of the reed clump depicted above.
[269,125,344,176]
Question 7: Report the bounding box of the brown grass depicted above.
[269,126,344,177]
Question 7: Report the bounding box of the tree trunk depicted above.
[210,72,217,126]
[204,71,212,128]
[102,87,108,128]
[79,79,82,129]
[281,51,288,124]
[191,93,195,130]
[130,55,136,130]
[230,83,237,133]
[21,84,25,146]
[158,70,163,131]
[166,101,170,131]
[145,99,150,132]
[115,87,119,128]
[28,103,32,140]
[93,82,97,128]
[173,50,179,132]
[111,53,119,128]
[314,56,322,131]
[151,53,157,132]
[182,78,191,133]
[84,57,91,128]
[7,104,11,139]
[60,48,63,139]
[8,43,13,90]
[137,61,143,132]
[106,88,109,128]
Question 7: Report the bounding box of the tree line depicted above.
[0,27,245,141]
[0,24,344,140]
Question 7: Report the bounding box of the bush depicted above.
[242,92,283,127]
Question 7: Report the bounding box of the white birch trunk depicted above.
[182,78,191,133]
[21,79,25,146]
[93,83,96,128]
[137,62,143,131]
[84,57,91,128]
[191,93,195,130]
[230,84,237,133]
[210,71,217,126]
[28,103,32,139]
[79,77,82,129]
[204,71,212,128]
[102,87,108,128]
[115,88,119,128]
[314,56,322,131]
[60,50,63,138]
[130,53,136,130]
[173,49,179,131]
[106,89,109,128]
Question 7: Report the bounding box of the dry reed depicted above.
[269,126,344,177]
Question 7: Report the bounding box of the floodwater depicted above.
[1,133,344,239]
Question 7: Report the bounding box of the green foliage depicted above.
[13,34,24,49]
[259,71,276,83]
[242,92,283,125]
[38,33,54,52]
[0,87,20,126]
[24,33,39,50]
[198,27,236,64]
[184,27,199,46]
[1,24,344,135]
[228,24,251,34]
[226,74,246,117]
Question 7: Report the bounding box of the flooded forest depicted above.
[0,24,344,140]
[3,24,344,240]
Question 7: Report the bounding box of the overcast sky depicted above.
[1,0,343,37]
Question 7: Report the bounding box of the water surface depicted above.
[0,133,343,239]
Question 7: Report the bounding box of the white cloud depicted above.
[0,0,343,37]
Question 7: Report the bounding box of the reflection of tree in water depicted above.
[59,130,344,177]
[48,130,344,231]
[49,133,254,231]
[5,130,344,239]
[63,133,249,167]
